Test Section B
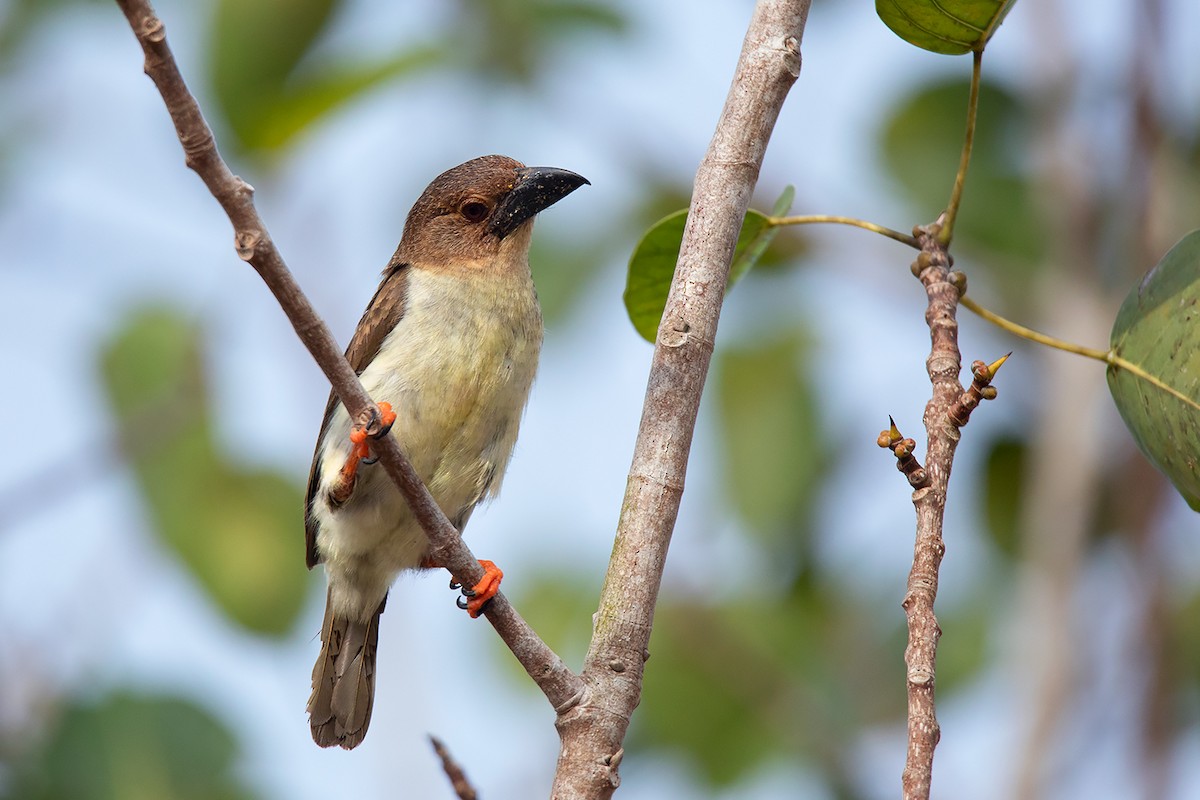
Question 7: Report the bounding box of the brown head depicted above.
[395,154,588,268]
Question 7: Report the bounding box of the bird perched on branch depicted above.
[304,155,588,749]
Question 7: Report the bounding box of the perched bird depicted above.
[304,155,588,749]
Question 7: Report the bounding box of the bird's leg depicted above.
[426,556,505,619]
[336,402,397,490]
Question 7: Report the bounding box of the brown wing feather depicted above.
[305,263,411,568]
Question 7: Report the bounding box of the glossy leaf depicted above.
[5,692,257,800]
[877,0,1017,55]
[100,309,309,634]
[623,187,794,343]
[1107,230,1200,511]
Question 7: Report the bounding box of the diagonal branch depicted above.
[112,0,581,710]
[549,1,812,796]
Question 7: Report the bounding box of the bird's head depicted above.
[396,154,588,269]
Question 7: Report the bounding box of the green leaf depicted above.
[623,187,795,343]
[876,0,1017,55]
[100,309,310,634]
[6,692,258,800]
[1107,230,1200,511]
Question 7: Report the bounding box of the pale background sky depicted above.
[2,1,1200,798]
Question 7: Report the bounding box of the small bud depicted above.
[970,360,990,382]
[948,270,967,296]
[878,430,893,448]
[981,386,998,400]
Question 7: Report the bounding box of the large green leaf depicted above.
[1107,230,1200,511]
[876,0,1017,55]
[100,309,309,634]
[623,187,794,343]
[4,692,257,800]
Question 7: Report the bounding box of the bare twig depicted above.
[429,736,478,800]
[549,1,811,797]
[113,0,581,711]
[878,417,930,490]
[901,220,966,800]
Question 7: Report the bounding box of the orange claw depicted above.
[463,559,504,618]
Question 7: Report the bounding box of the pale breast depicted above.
[312,265,543,576]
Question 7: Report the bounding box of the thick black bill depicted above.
[489,166,589,239]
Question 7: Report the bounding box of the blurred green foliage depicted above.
[3,692,258,800]
[880,78,1046,282]
[99,309,309,635]
[208,0,627,154]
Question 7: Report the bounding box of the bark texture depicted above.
[550,1,811,796]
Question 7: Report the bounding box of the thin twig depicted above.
[902,220,965,800]
[768,214,919,247]
[112,0,581,711]
[429,736,478,800]
[549,1,812,797]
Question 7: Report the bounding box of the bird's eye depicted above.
[460,200,489,223]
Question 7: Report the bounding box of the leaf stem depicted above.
[960,295,1200,413]
[939,49,983,246]
[767,214,919,247]
[959,295,1109,361]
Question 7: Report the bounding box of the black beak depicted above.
[489,166,590,239]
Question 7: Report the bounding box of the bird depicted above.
[303,154,588,749]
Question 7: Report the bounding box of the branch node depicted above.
[659,318,691,348]
[554,687,585,715]
[139,14,164,42]
[234,229,261,262]
[948,269,967,297]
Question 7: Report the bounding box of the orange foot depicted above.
[338,402,396,486]
[453,560,504,619]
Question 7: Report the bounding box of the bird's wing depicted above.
[305,263,411,568]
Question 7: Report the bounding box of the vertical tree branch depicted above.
[550,1,811,797]
[902,225,964,800]
[112,0,581,711]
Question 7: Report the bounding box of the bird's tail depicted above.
[307,590,384,749]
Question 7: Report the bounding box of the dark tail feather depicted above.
[307,591,384,749]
